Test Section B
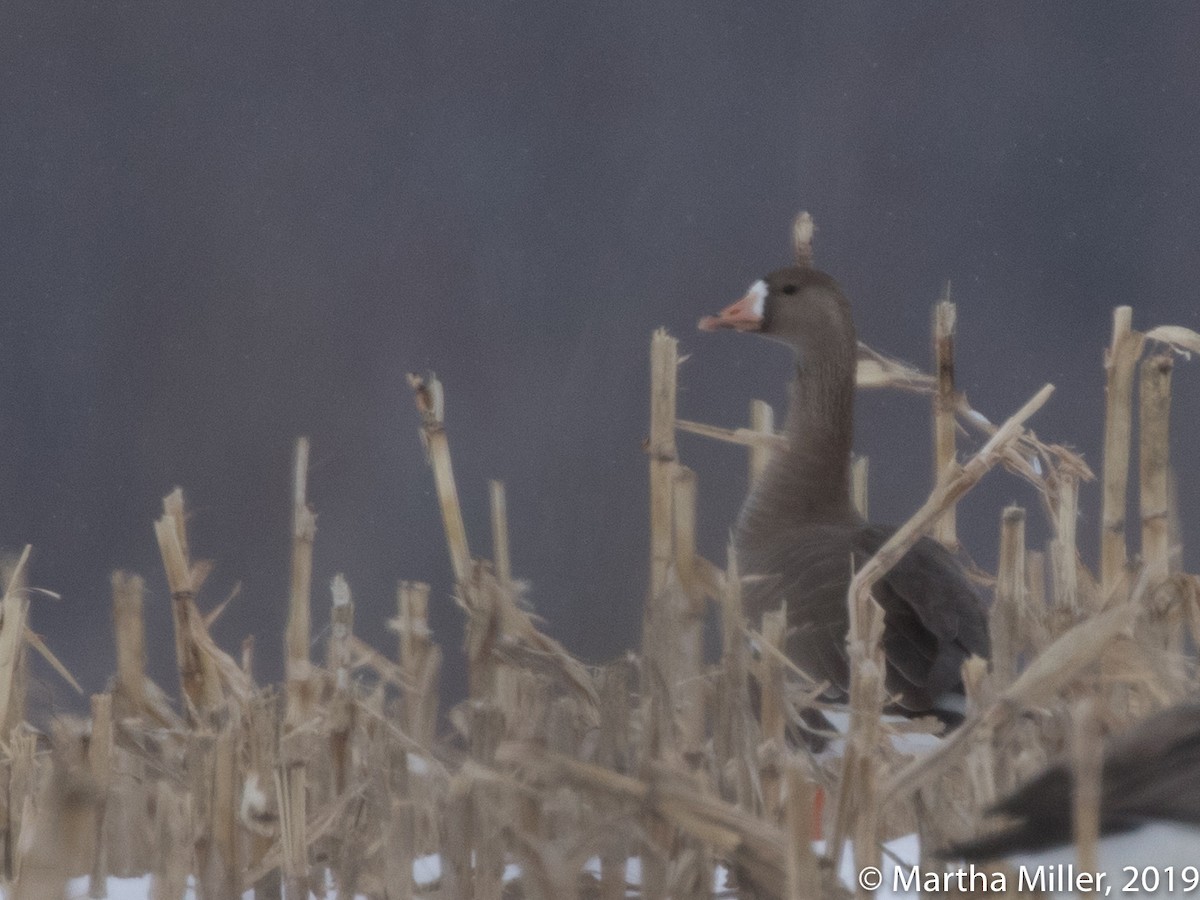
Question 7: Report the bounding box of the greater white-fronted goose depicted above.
[700,265,989,723]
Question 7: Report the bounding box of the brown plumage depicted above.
[700,266,989,721]
[944,703,1200,859]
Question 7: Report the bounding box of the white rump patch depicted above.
[747,279,768,317]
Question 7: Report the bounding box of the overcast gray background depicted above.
[3,4,1198,711]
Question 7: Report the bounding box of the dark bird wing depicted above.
[742,521,989,713]
[856,525,991,711]
[945,704,1200,860]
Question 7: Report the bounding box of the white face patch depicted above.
[747,279,767,317]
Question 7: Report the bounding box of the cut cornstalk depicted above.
[759,609,786,747]
[276,763,309,900]
[409,373,471,583]
[395,581,439,747]
[1139,352,1174,581]
[932,293,958,548]
[0,546,32,739]
[488,479,512,586]
[328,574,354,796]
[747,399,775,485]
[1071,700,1103,876]
[676,418,787,451]
[1050,472,1081,612]
[111,571,147,715]
[672,465,706,752]
[837,383,1054,854]
[154,504,221,718]
[647,329,679,601]
[990,506,1027,690]
[87,693,112,900]
[285,438,317,726]
[1099,306,1144,596]
[851,455,869,520]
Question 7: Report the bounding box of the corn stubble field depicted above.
[2,225,1200,899]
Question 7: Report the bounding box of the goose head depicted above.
[699,266,856,362]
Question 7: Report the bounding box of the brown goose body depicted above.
[701,266,989,719]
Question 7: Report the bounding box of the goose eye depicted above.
[781,284,798,295]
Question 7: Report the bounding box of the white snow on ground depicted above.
[21,835,915,899]
[52,830,1184,899]
[20,874,371,900]
[1009,822,1200,899]
[412,852,440,886]
[819,711,944,758]
[838,834,923,899]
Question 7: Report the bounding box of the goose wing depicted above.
[946,704,1200,859]
[856,524,991,709]
[741,522,989,711]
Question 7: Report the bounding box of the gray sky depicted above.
[3,3,1199,709]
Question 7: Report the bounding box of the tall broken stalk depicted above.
[0,546,32,740]
[851,455,869,520]
[285,437,317,726]
[932,292,958,548]
[1071,700,1103,877]
[1099,307,1143,597]
[396,581,439,748]
[154,491,224,719]
[641,328,680,900]
[748,399,775,485]
[1050,472,1081,612]
[990,506,1027,690]
[489,480,513,587]
[328,574,354,796]
[1139,352,1174,582]
[647,328,679,602]
[832,383,1055,875]
[112,571,147,716]
[409,373,471,582]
